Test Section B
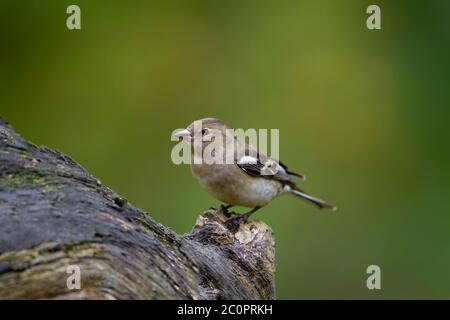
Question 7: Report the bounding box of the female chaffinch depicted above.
[173,118,336,227]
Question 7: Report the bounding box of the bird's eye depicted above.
[201,128,209,136]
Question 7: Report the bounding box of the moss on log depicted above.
[0,119,276,300]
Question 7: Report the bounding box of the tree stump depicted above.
[0,119,276,299]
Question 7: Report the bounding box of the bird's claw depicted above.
[226,214,248,232]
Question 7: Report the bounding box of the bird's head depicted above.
[173,118,229,146]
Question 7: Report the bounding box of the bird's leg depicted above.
[226,207,260,232]
[220,204,233,211]
[219,204,234,216]
[241,206,261,221]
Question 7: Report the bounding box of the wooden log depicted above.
[0,119,275,300]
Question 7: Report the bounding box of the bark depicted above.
[0,119,275,300]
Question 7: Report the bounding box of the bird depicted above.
[173,118,336,228]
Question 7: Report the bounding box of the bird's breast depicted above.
[191,163,281,207]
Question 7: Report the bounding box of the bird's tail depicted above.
[287,186,336,211]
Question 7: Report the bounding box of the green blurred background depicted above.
[1,1,449,299]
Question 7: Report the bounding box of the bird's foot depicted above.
[225,207,260,232]
[226,214,249,232]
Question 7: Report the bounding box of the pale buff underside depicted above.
[191,163,283,208]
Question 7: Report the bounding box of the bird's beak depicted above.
[172,128,192,140]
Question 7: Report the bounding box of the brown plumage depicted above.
[173,118,336,225]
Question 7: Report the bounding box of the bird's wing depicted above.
[235,145,293,183]
[278,160,306,180]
